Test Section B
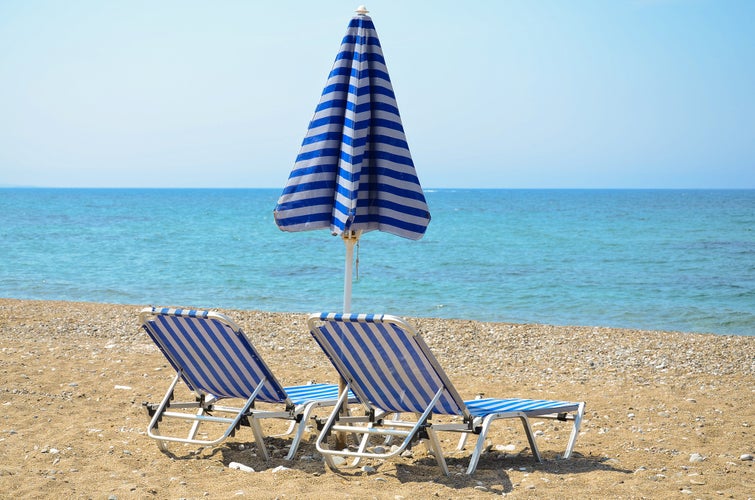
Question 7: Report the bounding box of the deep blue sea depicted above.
[1,188,753,336]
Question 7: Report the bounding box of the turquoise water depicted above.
[1,188,753,335]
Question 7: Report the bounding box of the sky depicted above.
[1,0,753,189]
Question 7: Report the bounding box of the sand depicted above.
[0,298,752,499]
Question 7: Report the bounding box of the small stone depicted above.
[361,465,376,473]
[740,454,753,461]
[331,456,346,466]
[373,446,386,454]
[271,465,290,473]
[228,462,254,473]
[689,453,705,463]
[473,485,489,492]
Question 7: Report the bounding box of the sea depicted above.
[1,188,753,336]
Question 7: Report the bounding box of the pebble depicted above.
[2,300,755,498]
[228,462,254,473]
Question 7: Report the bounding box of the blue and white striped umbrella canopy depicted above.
[274,8,430,241]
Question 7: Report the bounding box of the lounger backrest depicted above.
[308,313,469,417]
[140,308,289,404]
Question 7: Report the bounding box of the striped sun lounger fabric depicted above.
[139,307,351,460]
[308,312,585,475]
[309,313,467,417]
[143,308,288,403]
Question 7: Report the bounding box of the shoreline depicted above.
[1,298,753,498]
[1,295,748,338]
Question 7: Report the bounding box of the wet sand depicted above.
[0,298,752,498]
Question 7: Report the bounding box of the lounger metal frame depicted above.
[139,307,348,460]
[307,312,585,475]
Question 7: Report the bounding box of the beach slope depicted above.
[0,299,752,498]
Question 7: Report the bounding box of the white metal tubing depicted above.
[342,232,360,313]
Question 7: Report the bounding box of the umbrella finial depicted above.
[355,5,369,15]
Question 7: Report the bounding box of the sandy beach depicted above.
[0,298,752,499]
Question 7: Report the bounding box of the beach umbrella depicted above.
[274,5,430,313]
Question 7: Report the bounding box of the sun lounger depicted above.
[307,312,585,475]
[139,307,351,460]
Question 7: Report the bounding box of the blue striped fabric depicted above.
[274,12,430,240]
[311,315,466,416]
[283,383,343,406]
[310,313,583,420]
[143,312,288,403]
[464,398,578,417]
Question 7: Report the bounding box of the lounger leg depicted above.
[426,428,449,476]
[466,415,493,475]
[250,417,270,461]
[315,383,353,470]
[456,433,468,451]
[383,413,401,445]
[187,407,204,441]
[151,427,170,452]
[147,372,183,451]
[349,427,372,467]
[518,414,542,462]
[285,402,316,461]
[562,402,585,459]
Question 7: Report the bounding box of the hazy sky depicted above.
[1,1,753,188]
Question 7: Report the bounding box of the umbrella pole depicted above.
[342,231,359,313]
[337,230,360,449]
